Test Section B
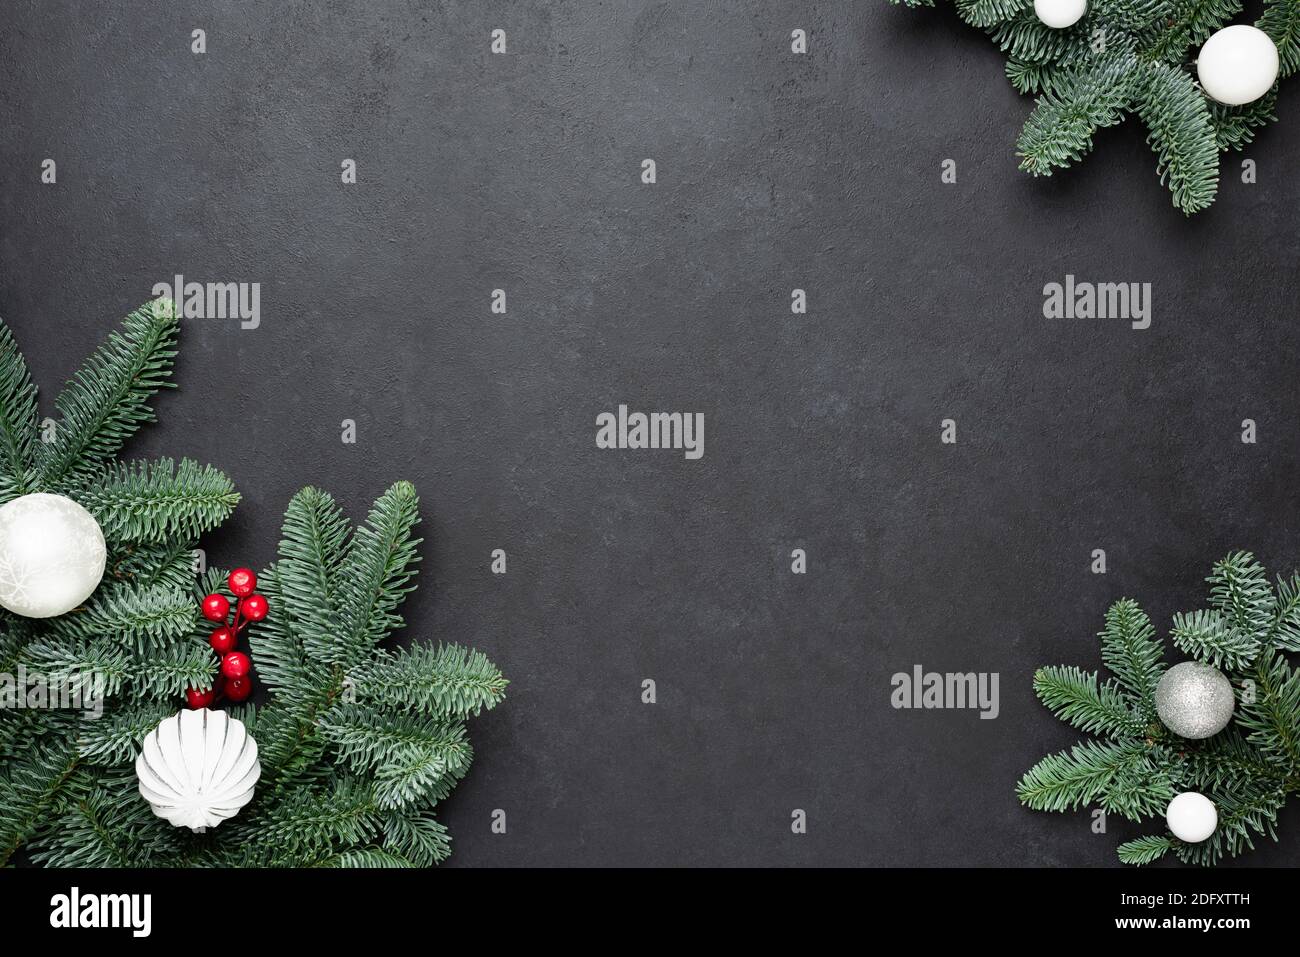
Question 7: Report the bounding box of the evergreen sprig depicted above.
[35,299,181,489]
[1021,551,1300,864]
[888,0,1299,211]
[0,300,239,866]
[0,302,505,868]
[0,323,39,498]
[80,458,240,545]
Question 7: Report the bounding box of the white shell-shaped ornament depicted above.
[136,708,261,832]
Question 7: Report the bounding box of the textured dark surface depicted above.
[2,0,1299,866]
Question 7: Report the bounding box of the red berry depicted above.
[185,686,215,709]
[224,676,253,702]
[228,568,257,598]
[221,651,251,680]
[240,594,269,622]
[201,593,230,622]
[209,626,237,654]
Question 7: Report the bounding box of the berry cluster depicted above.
[184,568,268,709]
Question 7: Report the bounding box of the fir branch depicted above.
[1205,551,1275,640]
[276,486,352,667]
[111,539,199,593]
[1099,599,1163,717]
[1237,652,1300,769]
[320,704,472,810]
[76,700,177,764]
[52,581,196,654]
[0,320,39,498]
[1170,609,1260,670]
[1184,728,1287,792]
[991,10,1088,64]
[382,812,452,866]
[1142,0,1241,60]
[1266,572,1300,652]
[1101,746,1177,820]
[1033,665,1144,737]
[3,479,500,867]
[1093,0,1175,33]
[352,644,508,718]
[236,780,383,867]
[246,563,316,710]
[333,481,422,668]
[28,774,181,867]
[1135,60,1219,213]
[1174,786,1284,865]
[1017,46,1140,175]
[79,457,240,545]
[1209,92,1279,150]
[1259,0,1300,78]
[0,738,81,865]
[20,637,132,699]
[1117,834,1174,864]
[957,0,1033,28]
[1007,59,1062,94]
[1017,740,1149,812]
[1027,554,1300,865]
[36,299,179,489]
[133,641,218,700]
[0,616,37,676]
[1177,0,1244,47]
[314,848,416,867]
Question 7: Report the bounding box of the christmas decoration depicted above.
[1019,552,1300,865]
[1166,791,1218,843]
[187,570,268,708]
[1155,661,1235,738]
[888,0,1300,212]
[1033,0,1086,29]
[220,651,250,679]
[227,567,255,597]
[0,492,106,617]
[185,687,216,710]
[1197,25,1281,105]
[202,593,230,622]
[2,475,506,866]
[224,676,252,702]
[0,299,239,864]
[135,708,260,832]
[209,626,236,654]
[239,593,268,621]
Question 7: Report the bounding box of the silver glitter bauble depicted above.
[1155,661,1235,739]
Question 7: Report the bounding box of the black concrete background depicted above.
[2,0,1298,866]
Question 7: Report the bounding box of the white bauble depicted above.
[0,492,106,618]
[136,708,261,832]
[1033,0,1086,29]
[1197,25,1280,105]
[1166,791,1217,843]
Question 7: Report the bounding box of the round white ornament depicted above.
[0,492,106,618]
[1166,791,1217,843]
[1197,25,1280,105]
[136,708,261,832]
[1033,0,1087,29]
